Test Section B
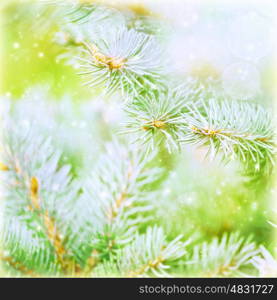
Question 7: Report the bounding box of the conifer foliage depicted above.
[0,1,276,277]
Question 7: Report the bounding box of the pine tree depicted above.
[0,1,276,277]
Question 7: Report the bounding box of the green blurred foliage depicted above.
[2,3,92,100]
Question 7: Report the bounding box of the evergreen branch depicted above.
[95,226,188,277]
[118,226,187,277]
[26,176,77,273]
[186,233,258,277]
[1,217,57,275]
[79,140,162,260]
[122,89,187,152]
[2,1,276,279]
[76,26,163,95]
[179,99,275,174]
[27,179,71,272]
[122,77,233,152]
[0,120,81,275]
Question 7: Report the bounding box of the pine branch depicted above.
[186,233,258,277]
[79,140,162,261]
[75,26,163,95]
[27,178,74,273]
[179,99,275,174]
[123,86,275,177]
[1,120,81,275]
[55,2,276,178]
[2,1,275,279]
[1,217,57,275]
[123,89,187,152]
[122,227,187,277]
[94,226,188,277]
